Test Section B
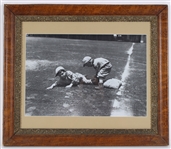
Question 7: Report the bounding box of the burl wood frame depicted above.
[3,5,168,146]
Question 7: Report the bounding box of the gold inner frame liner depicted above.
[14,16,158,135]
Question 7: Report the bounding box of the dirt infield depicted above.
[25,37,146,116]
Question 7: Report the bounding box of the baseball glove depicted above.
[91,76,99,85]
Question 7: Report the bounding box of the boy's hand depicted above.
[46,86,53,90]
[65,84,72,88]
[46,82,57,90]
[84,79,92,84]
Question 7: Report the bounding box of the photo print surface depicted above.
[25,34,146,117]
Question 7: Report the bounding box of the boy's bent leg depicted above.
[95,78,104,90]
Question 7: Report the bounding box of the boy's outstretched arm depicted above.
[46,81,58,90]
[82,76,92,84]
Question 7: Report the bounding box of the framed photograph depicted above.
[3,5,168,146]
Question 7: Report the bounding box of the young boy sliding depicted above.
[46,66,92,89]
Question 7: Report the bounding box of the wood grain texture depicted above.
[3,5,168,146]
[3,6,15,144]
[158,7,169,144]
[3,134,168,146]
[5,4,166,15]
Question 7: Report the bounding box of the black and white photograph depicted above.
[25,34,146,117]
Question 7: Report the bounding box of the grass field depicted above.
[25,36,146,116]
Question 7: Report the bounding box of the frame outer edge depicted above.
[4,5,167,16]
[158,6,169,144]
[2,4,169,146]
[3,6,15,145]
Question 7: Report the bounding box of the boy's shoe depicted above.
[95,84,103,90]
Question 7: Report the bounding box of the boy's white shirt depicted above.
[93,58,110,71]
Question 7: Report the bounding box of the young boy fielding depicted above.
[46,66,92,90]
[82,56,112,89]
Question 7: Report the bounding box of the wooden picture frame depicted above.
[3,4,168,146]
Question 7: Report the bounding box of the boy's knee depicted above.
[99,78,104,84]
